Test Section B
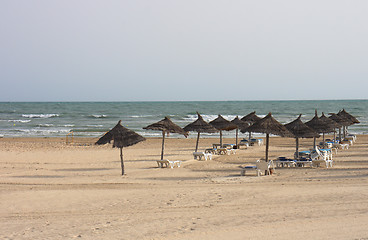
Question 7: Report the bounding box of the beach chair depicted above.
[193,152,212,161]
[205,148,217,154]
[249,138,263,146]
[228,149,237,155]
[295,158,313,167]
[345,134,356,143]
[237,141,249,149]
[275,157,296,168]
[216,148,228,155]
[339,143,349,150]
[240,160,274,176]
[312,148,333,168]
[156,159,181,168]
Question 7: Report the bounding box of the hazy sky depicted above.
[1,0,367,101]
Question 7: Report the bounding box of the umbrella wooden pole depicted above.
[195,132,200,152]
[265,133,269,162]
[249,132,252,141]
[313,137,316,149]
[120,147,125,176]
[161,131,165,160]
[296,138,299,159]
[220,130,223,147]
[235,128,238,147]
[339,127,342,141]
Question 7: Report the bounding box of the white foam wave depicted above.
[38,124,54,127]
[130,115,154,118]
[22,114,59,118]
[8,119,31,123]
[13,128,71,135]
[136,131,162,137]
[87,125,104,127]
[91,115,107,118]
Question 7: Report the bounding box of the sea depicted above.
[0,100,367,138]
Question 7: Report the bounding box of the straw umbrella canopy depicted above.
[329,113,352,141]
[209,115,237,147]
[241,111,261,140]
[305,110,334,148]
[143,116,188,160]
[337,109,360,124]
[231,116,250,147]
[242,113,293,162]
[241,111,261,123]
[284,114,319,159]
[337,109,360,139]
[319,112,341,142]
[183,112,218,152]
[95,120,146,175]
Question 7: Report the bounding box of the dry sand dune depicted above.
[1,135,368,239]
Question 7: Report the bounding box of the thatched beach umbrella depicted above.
[209,115,237,147]
[337,109,360,139]
[243,113,293,162]
[284,114,319,159]
[320,112,341,142]
[241,111,261,140]
[183,112,218,152]
[95,120,146,175]
[337,109,360,124]
[231,116,250,147]
[144,117,188,160]
[305,110,334,148]
[329,113,352,141]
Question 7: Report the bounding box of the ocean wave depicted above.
[22,114,59,119]
[38,124,54,127]
[11,128,71,135]
[130,115,155,118]
[90,114,108,118]
[86,125,104,128]
[8,119,32,123]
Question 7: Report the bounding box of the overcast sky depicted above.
[1,0,367,101]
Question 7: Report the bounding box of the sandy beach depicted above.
[1,135,368,239]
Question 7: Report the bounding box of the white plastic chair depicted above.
[313,147,333,168]
[240,160,273,176]
[193,152,212,161]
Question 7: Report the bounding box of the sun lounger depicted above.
[228,149,236,154]
[156,159,181,168]
[223,144,235,149]
[217,148,228,155]
[342,139,354,145]
[295,158,313,167]
[294,150,311,159]
[311,158,332,168]
[250,138,263,146]
[339,143,349,150]
[193,152,212,161]
[205,148,217,154]
[312,147,333,168]
[237,142,249,149]
[240,160,274,176]
[275,157,296,168]
[345,134,356,143]
[319,142,333,149]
